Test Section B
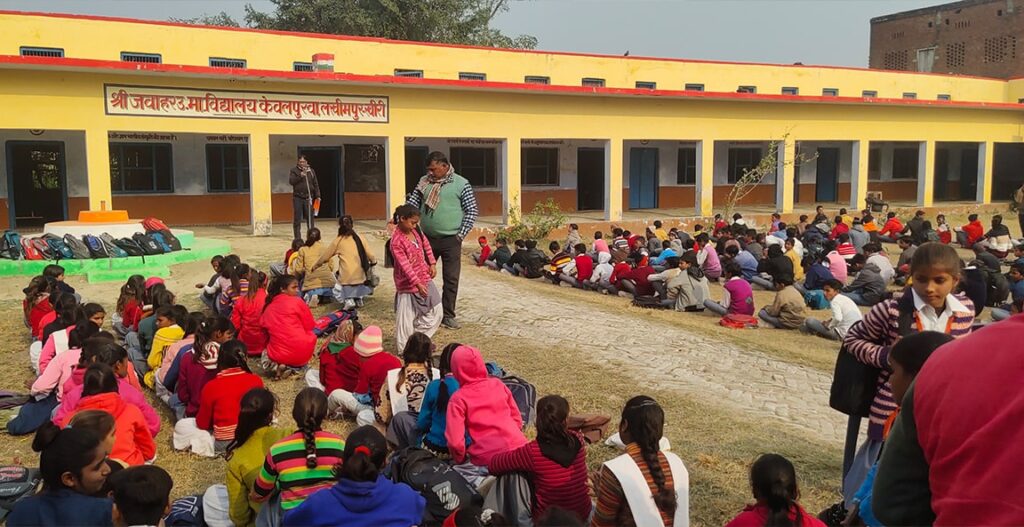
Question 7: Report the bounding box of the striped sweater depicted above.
[253,431,345,511]
[843,290,973,440]
[488,432,591,522]
[592,443,679,527]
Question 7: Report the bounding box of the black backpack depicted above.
[114,237,146,257]
[390,447,480,526]
[132,232,164,255]
[0,231,21,260]
[0,465,41,522]
[158,229,182,251]
[983,268,1010,306]
[829,308,913,417]
[99,233,129,258]
[62,234,91,259]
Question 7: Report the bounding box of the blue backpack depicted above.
[150,231,173,253]
[0,231,21,260]
[804,289,831,310]
[41,234,74,260]
[83,235,108,258]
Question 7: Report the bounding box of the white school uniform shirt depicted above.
[829,293,864,338]
[911,289,967,332]
[791,237,805,258]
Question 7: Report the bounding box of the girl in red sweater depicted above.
[725,454,825,527]
[196,341,264,454]
[260,275,316,378]
[231,268,269,356]
[489,394,591,523]
[114,275,145,336]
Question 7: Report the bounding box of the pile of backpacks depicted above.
[0,217,182,261]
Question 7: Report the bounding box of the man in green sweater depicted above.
[406,151,479,329]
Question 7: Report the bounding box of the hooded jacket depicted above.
[231,289,269,355]
[281,476,425,527]
[260,294,316,367]
[590,252,614,283]
[844,262,887,305]
[63,392,155,466]
[849,224,870,253]
[445,346,527,465]
[55,367,159,437]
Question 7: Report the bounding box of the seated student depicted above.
[725,453,825,527]
[935,214,952,245]
[180,341,263,457]
[958,261,989,317]
[611,228,630,252]
[175,316,235,420]
[705,261,755,317]
[485,237,512,271]
[24,275,53,337]
[445,345,527,486]
[271,239,303,279]
[42,264,76,305]
[55,336,158,438]
[990,263,1024,321]
[282,426,424,527]
[724,245,758,283]
[758,276,807,330]
[955,213,985,248]
[6,423,113,527]
[977,214,1014,258]
[824,242,849,284]
[547,241,574,284]
[650,240,678,269]
[649,257,682,306]
[752,245,794,290]
[840,207,854,227]
[254,389,345,521]
[259,275,316,379]
[862,211,879,234]
[874,212,904,243]
[564,223,582,251]
[470,236,491,266]
[617,261,657,298]
[291,228,336,306]
[781,238,804,283]
[664,251,710,312]
[113,275,145,337]
[33,321,101,403]
[794,214,810,237]
[669,230,685,255]
[800,280,863,341]
[795,253,836,296]
[559,243,593,288]
[609,257,636,296]
[196,255,225,310]
[37,293,78,365]
[893,236,918,280]
[490,395,591,524]
[653,220,669,241]
[631,236,652,266]
[899,209,927,240]
[1009,243,1024,268]
[62,363,156,467]
[416,343,460,459]
[843,254,888,307]
[231,268,268,357]
[845,331,953,527]
[592,396,688,527]
[521,239,550,279]
[127,285,174,377]
[144,305,187,388]
[328,326,401,426]
[829,216,850,240]
[836,233,857,261]
[154,312,204,403]
[848,218,870,254]
[585,251,617,293]
[502,239,528,275]
[918,220,940,245]
[305,320,362,397]
[592,231,610,256]
[744,230,764,259]
[110,465,173,527]
[971,243,1003,273]
[863,242,895,284]
[377,333,437,449]
[66,410,124,492]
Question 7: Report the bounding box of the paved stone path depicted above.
[456,268,846,444]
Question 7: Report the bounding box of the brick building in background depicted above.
[871,0,1024,78]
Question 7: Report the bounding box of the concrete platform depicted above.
[43,220,191,241]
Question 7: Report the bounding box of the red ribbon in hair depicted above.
[354,445,371,456]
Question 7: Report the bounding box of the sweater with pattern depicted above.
[488,431,591,522]
[253,431,345,510]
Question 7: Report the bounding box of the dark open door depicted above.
[577,147,605,211]
[6,141,67,229]
[405,146,429,197]
[628,147,659,209]
[298,146,342,218]
[934,147,950,201]
[959,147,979,200]
[815,147,839,202]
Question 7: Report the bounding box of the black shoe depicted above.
[441,317,461,330]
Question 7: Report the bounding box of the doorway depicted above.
[6,141,67,229]
[628,147,659,209]
[297,146,342,218]
[815,147,840,202]
[934,148,950,201]
[405,146,429,197]
[577,147,605,211]
[959,148,979,200]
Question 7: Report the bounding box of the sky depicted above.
[0,0,943,67]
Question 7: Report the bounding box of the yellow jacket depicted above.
[145,324,184,388]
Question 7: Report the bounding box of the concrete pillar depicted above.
[385,135,407,220]
[850,140,870,211]
[502,137,522,224]
[775,138,796,213]
[605,139,624,221]
[977,141,993,204]
[84,129,112,211]
[696,139,715,216]
[248,133,273,236]
[917,139,936,207]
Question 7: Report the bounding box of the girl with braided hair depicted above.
[725,454,824,527]
[380,332,438,449]
[592,396,689,527]
[252,388,344,523]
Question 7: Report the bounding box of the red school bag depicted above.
[719,313,759,329]
[20,238,43,260]
[142,216,170,233]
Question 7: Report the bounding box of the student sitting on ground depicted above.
[62,363,156,466]
[547,241,574,285]
[724,453,825,527]
[521,240,550,279]
[752,245,794,290]
[990,263,1024,321]
[874,212,904,243]
[145,305,187,389]
[565,223,582,251]
[270,239,303,279]
[281,426,425,527]
[415,343,461,459]
[784,238,805,282]
[704,261,755,317]
[795,253,836,296]
[175,316,235,420]
[631,236,651,267]
[327,326,401,426]
[114,275,145,337]
[259,275,316,379]
[617,261,657,298]
[724,245,758,283]
[696,233,722,281]
[611,228,629,252]
[490,394,592,524]
[759,276,807,330]
[824,241,848,284]
[305,320,362,399]
[110,465,173,527]
[32,321,101,417]
[592,396,689,527]
[254,388,346,522]
[470,236,491,266]
[829,216,850,240]
[231,268,268,357]
[559,243,593,288]
[196,255,224,311]
[377,332,436,449]
[893,236,918,282]
[6,423,113,527]
[503,239,528,275]
[592,231,610,255]
[218,262,251,318]
[445,345,527,486]
[863,242,895,284]
[664,251,710,312]
[485,238,511,271]
[955,213,985,248]
[935,214,952,245]
[977,214,1014,258]
[843,254,888,307]
[836,233,857,261]
[586,251,617,293]
[154,312,203,404]
[650,240,678,269]
[291,229,336,306]
[800,280,863,341]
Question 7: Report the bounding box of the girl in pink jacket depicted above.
[445,346,526,473]
[260,275,316,376]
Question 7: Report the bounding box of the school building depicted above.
[2,10,1024,235]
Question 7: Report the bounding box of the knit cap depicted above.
[354,325,383,357]
[200,341,220,370]
[145,277,165,289]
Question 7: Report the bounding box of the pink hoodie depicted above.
[445,346,526,465]
[31,348,81,400]
[54,368,161,437]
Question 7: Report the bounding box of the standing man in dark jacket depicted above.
[289,155,320,240]
[406,151,478,329]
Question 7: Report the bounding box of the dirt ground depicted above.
[0,213,1008,525]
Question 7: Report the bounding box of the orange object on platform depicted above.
[78,210,130,223]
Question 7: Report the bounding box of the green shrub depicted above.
[499,198,567,242]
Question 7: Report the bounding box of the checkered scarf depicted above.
[415,164,454,212]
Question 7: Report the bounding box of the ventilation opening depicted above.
[635,81,656,89]
[582,77,605,88]
[862,90,878,98]
[737,85,757,94]
[903,92,917,99]
[209,57,246,68]
[684,83,705,92]
[937,94,952,101]
[984,35,1017,63]
[293,62,314,72]
[525,75,550,84]
[883,50,909,70]
[20,46,64,58]
[459,72,486,81]
[822,88,839,97]
[394,69,424,78]
[120,52,161,64]
[781,87,799,95]
[946,42,966,68]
